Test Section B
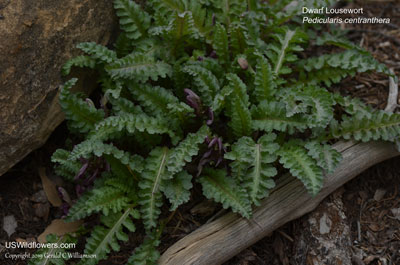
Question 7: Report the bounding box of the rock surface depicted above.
[0,0,117,176]
[292,188,353,265]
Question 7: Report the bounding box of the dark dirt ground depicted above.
[1,0,400,264]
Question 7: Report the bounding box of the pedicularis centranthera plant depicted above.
[30,0,400,264]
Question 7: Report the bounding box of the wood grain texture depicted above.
[159,141,399,265]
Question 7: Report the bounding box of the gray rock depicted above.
[0,0,117,176]
[293,189,352,265]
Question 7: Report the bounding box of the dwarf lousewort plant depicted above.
[31,0,400,264]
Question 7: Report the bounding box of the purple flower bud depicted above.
[206,108,214,125]
[197,56,204,61]
[208,137,218,148]
[197,157,212,176]
[61,203,70,217]
[197,136,227,176]
[74,162,89,180]
[184,88,202,115]
[209,50,217,59]
[217,138,223,153]
[237,58,249,70]
[184,88,201,102]
[216,157,223,167]
[76,185,85,197]
[57,187,72,204]
[85,98,95,107]
[84,168,99,185]
[202,149,213,159]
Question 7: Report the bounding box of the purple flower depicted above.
[184,88,203,115]
[85,98,95,107]
[58,187,72,205]
[75,184,85,197]
[84,168,99,186]
[197,136,227,175]
[206,108,214,125]
[209,50,217,59]
[74,161,89,180]
[60,203,70,217]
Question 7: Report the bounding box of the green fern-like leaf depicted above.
[331,111,400,142]
[114,0,151,40]
[168,11,200,41]
[59,78,105,133]
[66,186,130,222]
[229,22,248,55]
[279,85,335,127]
[225,73,252,137]
[278,87,309,117]
[78,207,139,265]
[109,96,144,116]
[229,21,248,55]
[127,83,191,118]
[212,23,229,64]
[303,86,335,127]
[138,147,171,230]
[253,55,276,102]
[226,73,249,103]
[162,170,193,210]
[267,27,307,75]
[104,154,140,189]
[334,94,375,118]
[106,52,172,82]
[28,234,77,265]
[150,0,211,38]
[114,32,135,57]
[51,149,82,180]
[198,168,252,218]
[252,101,310,134]
[213,0,247,26]
[225,134,279,205]
[304,141,342,174]
[298,49,390,87]
[138,126,208,229]
[126,233,160,265]
[62,55,96,76]
[316,32,365,52]
[229,97,252,138]
[76,42,117,64]
[89,113,176,143]
[69,140,144,172]
[148,0,185,20]
[211,85,234,113]
[167,125,209,174]
[278,142,324,196]
[183,64,220,106]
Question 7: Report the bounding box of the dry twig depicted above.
[384,69,399,112]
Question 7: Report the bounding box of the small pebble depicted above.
[373,189,386,201]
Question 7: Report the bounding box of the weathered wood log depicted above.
[159,141,399,265]
[0,0,117,176]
